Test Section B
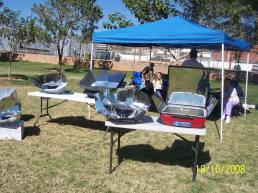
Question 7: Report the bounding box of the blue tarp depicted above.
[93,16,250,51]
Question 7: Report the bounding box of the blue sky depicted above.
[2,0,138,31]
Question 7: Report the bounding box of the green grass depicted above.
[0,61,258,193]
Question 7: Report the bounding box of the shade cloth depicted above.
[93,16,250,51]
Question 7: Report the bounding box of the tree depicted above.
[103,12,134,29]
[176,0,217,23]
[219,1,257,45]
[32,0,103,70]
[177,0,257,45]
[123,0,179,23]
[123,0,257,45]
[0,8,34,78]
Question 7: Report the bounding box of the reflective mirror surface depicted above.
[156,92,207,117]
[95,87,150,122]
[168,92,206,107]
[33,73,67,94]
[0,88,21,125]
[167,66,210,97]
[80,70,126,97]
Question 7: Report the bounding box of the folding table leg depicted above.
[34,98,44,126]
[46,98,52,120]
[34,97,52,126]
[109,131,114,174]
[109,128,123,173]
[192,135,200,181]
[87,104,91,119]
[117,130,121,164]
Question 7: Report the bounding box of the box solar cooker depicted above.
[153,92,207,128]
[151,65,219,129]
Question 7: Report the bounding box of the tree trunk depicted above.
[57,47,63,72]
[79,43,82,68]
[58,54,62,65]
[8,52,13,80]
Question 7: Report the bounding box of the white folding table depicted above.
[28,91,95,126]
[105,116,206,181]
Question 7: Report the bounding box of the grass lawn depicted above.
[0,61,258,193]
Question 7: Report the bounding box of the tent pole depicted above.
[220,44,225,142]
[150,46,152,65]
[244,53,250,117]
[149,45,152,77]
[90,42,94,70]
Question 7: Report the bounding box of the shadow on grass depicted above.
[119,139,211,168]
[0,74,33,81]
[64,68,89,73]
[48,116,106,132]
[21,114,35,122]
[45,67,59,71]
[45,67,88,73]
[23,126,40,138]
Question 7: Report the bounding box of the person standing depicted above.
[182,49,204,68]
[140,73,154,95]
[142,63,155,78]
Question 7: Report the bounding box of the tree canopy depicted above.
[122,0,179,24]
[32,0,103,68]
[0,7,34,78]
[103,12,134,29]
[122,0,257,45]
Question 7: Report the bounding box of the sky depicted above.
[2,0,138,31]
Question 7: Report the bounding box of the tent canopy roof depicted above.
[93,16,250,51]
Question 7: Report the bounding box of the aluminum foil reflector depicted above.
[33,73,67,94]
[168,92,206,107]
[80,70,126,98]
[95,87,151,122]
[0,88,21,125]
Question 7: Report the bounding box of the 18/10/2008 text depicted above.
[197,164,246,174]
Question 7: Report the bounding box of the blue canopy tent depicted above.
[92,16,249,50]
[91,16,250,142]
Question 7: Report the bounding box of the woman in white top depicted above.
[152,72,163,93]
[223,78,240,123]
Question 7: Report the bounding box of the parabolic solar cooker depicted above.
[33,73,67,94]
[79,70,126,98]
[0,88,21,125]
[95,87,151,122]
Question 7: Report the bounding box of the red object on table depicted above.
[160,113,206,128]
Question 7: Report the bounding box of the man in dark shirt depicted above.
[182,49,204,68]
[142,63,155,78]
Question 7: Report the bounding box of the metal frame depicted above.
[107,127,201,182]
[109,128,122,173]
[34,97,53,126]
[244,53,250,117]
[90,43,94,70]
[33,97,93,126]
[220,44,225,142]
